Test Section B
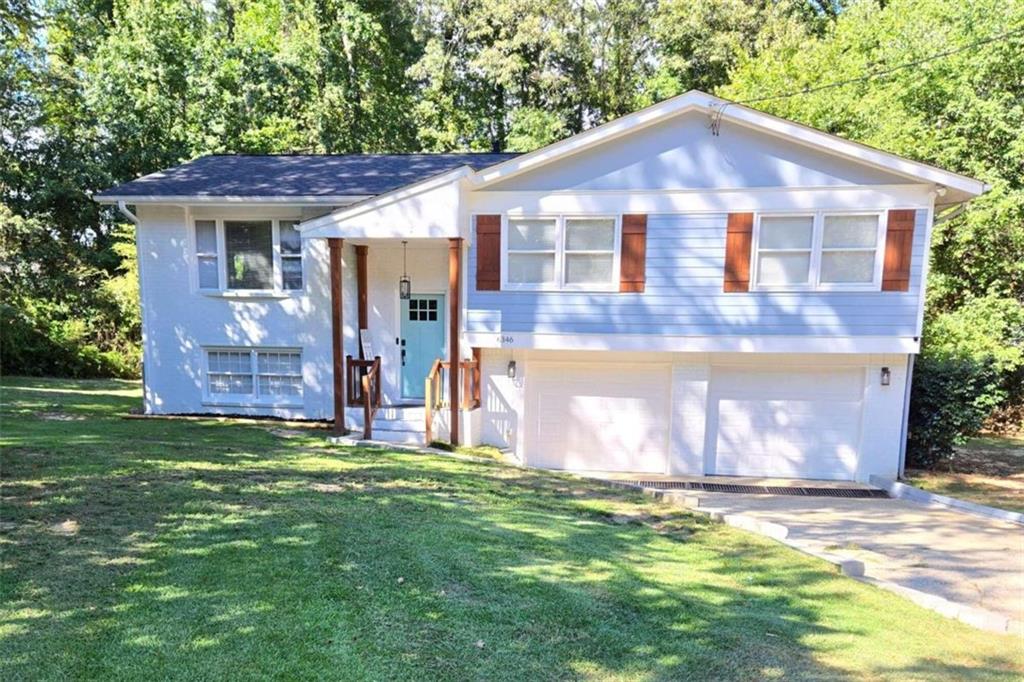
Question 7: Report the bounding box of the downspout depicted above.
[898,190,959,477]
[932,202,966,226]
[117,200,140,225]
[898,354,914,479]
[116,200,145,411]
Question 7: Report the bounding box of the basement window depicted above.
[205,348,303,406]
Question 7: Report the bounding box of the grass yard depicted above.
[1,378,1022,681]
[906,435,1024,513]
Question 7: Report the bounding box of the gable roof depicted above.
[94,153,520,203]
[94,90,986,209]
[471,90,987,203]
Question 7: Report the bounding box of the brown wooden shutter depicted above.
[475,215,501,291]
[620,214,647,293]
[723,212,754,292]
[882,209,916,292]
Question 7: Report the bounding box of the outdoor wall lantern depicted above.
[399,240,411,300]
[507,360,517,379]
[880,366,891,386]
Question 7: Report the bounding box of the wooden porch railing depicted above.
[425,349,481,444]
[346,355,382,439]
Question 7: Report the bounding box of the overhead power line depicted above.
[705,24,1023,135]
[735,24,1024,106]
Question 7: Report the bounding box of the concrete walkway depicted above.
[686,492,1024,632]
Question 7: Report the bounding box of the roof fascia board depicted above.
[93,194,371,205]
[299,166,471,234]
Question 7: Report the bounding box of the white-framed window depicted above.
[751,211,885,291]
[195,220,220,289]
[279,221,303,291]
[192,218,304,293]
[205,347,303,405]
[502,215,620,290]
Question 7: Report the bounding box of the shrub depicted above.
[908,295,1024,468]
[0,301,140,379]
[907,356,1001,469]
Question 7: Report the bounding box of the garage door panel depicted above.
[715,370,865,401]
[711,367,864,480]
[527,364,670,473]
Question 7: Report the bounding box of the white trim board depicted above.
[299,167,471,237]
[463,332,920,354]
[467,186,934,215]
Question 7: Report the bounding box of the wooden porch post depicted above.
[355,244,368,356]
[448,237,462,445]
[329,238,347,434]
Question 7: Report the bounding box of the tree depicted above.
[724,0,1024,456]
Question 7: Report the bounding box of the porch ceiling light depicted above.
[399,240,411,299]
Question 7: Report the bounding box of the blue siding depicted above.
[466,211,926,338]
[488,114,909,191]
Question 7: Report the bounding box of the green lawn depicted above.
[906,435,1024,513]
[1,378,1021,681]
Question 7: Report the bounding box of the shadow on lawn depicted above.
[1,379,1021,680]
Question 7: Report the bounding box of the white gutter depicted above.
[95,194,371,205]
[116,200,139,225]
[898,353,915,479]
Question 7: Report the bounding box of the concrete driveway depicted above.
[688,492,1024,631]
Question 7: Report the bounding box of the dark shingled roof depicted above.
[95,153,522,199]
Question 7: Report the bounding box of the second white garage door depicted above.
[525,363,671,473]
[707,366,865,480]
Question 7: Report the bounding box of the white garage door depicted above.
[709,366,865,480]
[526,363,670,473]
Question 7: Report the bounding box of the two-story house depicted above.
[94,91,986,483]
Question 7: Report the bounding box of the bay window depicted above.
[503,215,620,290]
[193,218,304,293]
[752,212,884,290]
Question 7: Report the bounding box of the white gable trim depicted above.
[469,90,987,197]
[299,166,471,238]
[299,166,470,240]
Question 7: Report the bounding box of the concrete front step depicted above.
[373,405,427,432]
[367,428,425,445]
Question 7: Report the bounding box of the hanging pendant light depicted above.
[399,240,411,299]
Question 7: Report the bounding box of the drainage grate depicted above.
[623,480,888,499]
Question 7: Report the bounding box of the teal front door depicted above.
[400,294,446,400]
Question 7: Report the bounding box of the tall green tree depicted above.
[408,0,581,152]
[725,0,1024,450]
[648,0,834,100]
[724,0,1024,307]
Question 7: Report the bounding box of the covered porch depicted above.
[299,168,480,445]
